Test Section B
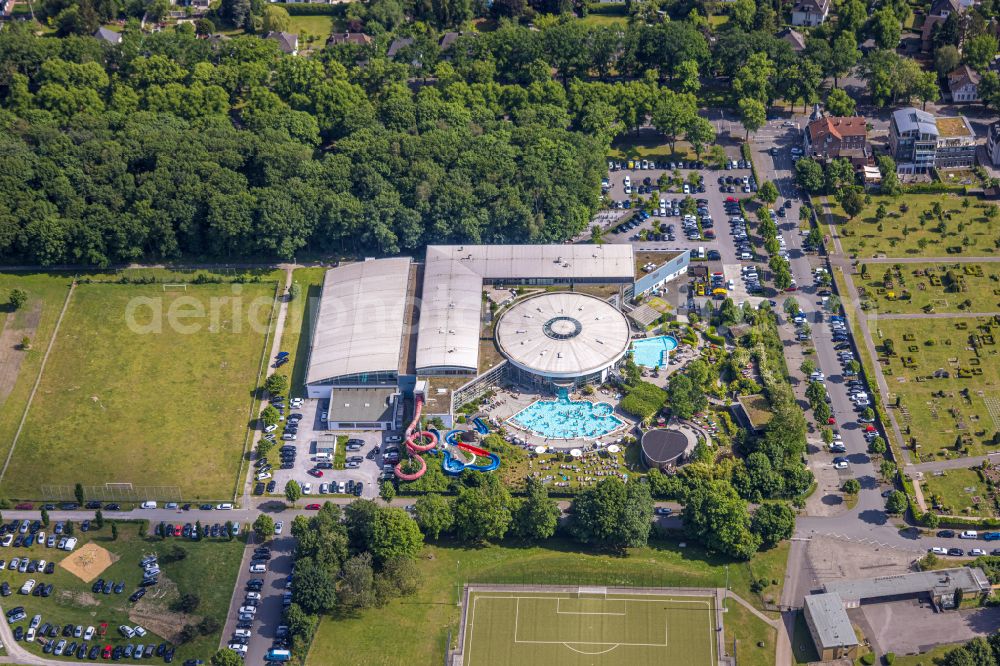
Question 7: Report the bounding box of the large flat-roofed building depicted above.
[803,593,859,661]
[822,567,990,609]
[415,244,635,376]
[305,243,698,419]
[304,257,412,398]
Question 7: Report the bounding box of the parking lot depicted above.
[257,399,384,501]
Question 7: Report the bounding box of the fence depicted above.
[40,484,183,502]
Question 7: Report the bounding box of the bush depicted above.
[860,653,875,665]
[271,2,346,14]
[884,652,895,664]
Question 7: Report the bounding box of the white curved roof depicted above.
[495,292,631,378]
[306,258,410,385]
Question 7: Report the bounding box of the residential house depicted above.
[922,0,971,52]
[804,116,870,166]
[94,27,122,45]
[791,0,829,26]
[327,32,373,47]
[266,31,298,56]
[386,37,414,59]
[947,64,980,102]
[889,107,977,173]
[777,27,806,53]
[439,31,462,51]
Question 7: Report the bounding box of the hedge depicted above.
[903,182,967,195]
[703,327,725,345]
[271,3,349,15]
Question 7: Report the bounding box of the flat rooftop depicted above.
[328,387,397,423]
[804,593,858,650]
[936,116,974,138]
[823,567,990,603]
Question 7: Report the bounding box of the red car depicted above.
[305,504,321,510]
[827,417,836,425]
[14,503,32,510]
[102,645,112,659]
[307,469,323,478]
[173,525,182,537]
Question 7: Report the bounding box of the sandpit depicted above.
[60,542,117,583]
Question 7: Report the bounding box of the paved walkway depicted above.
[908,451,1000,474]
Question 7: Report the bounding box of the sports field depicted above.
[2,281,276,499]
[459,589,718,665]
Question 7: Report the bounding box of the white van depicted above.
[314,453,332,462]
[140,501,157,509]
[216,503,233,510]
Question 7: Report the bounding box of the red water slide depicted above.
[454,441,491,458]
[394,396,437,480]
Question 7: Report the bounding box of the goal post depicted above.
[162,284,188,291]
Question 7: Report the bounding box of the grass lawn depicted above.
[920,466,995,518]
[280,268,326,398]
[461,590,718,665]
[3,521,244,663]
[286,15,336,45]
[580,12,628,25]
[829,194,999,258]
[857,262,1000,315]
[874,316,1000,459]
[893,642,964,665]
[3,282,276,500]
[609,135,697,162]
[306,538,788,666]
[722,598,775,666]
[0,274,74,466]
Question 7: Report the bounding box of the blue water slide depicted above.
[472,417,489,435]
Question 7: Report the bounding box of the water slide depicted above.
[441,431,501,474]
[472,417,490,435]
[394,396,437,481]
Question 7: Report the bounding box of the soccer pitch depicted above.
[459,588,719,665]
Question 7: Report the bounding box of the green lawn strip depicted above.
[722,598,775,666]
[4,282,276,499]
[2,522,244,663]
[892,641,966,666]
[920,466,995,518]
[608,136,697,161]
[0,273,74,465]
[306,538,787,665]
[790,609,820,664]
[830,193,998,258]
[857,262,1000,315]
[875,316,1000,458]
[279,268,326,398]
[333,435,347,470]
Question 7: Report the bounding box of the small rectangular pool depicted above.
[630,335,678,368]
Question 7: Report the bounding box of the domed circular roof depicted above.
[495,292,631,378]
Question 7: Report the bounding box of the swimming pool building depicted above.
[304,244,688,423]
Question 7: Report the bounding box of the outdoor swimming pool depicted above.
[509,395,623,440]
[630,335,678,368]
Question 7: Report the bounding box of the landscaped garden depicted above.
[875,316,1000,459]
[4,280,277,500]
[829,193,999,258]
[857,262,1000,315]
